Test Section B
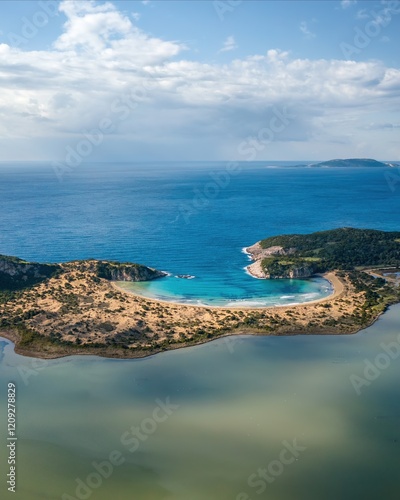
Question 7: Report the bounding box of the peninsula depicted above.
[245,227,400,279]
[1,228,399,359]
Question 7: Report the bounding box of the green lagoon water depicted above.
[1,304,400,500]
[1,163,400,498]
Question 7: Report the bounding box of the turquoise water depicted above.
[1,305,400,499]
[1,162,399,305]
[117,274,332,307]
[1,162,400,499]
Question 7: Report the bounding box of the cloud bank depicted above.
[0,0,399,161]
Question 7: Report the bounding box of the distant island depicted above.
[293,158,399,168]
[1,228,399,359]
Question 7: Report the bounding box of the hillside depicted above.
[246,228,400,279]
[1,236,399,359]
[0,255,60,291]
[0,255,165,295]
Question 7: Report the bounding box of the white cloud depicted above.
[341,0,357,9]
[356,8,369,19]
[55,0,132,51]
[54,0,180,62]
[0,0,399,161]
[219,35,238,53]
[299,21,316,39]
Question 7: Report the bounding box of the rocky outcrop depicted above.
[246,260,265,279]
[245,243,314,279]
[0,255,60,290]
[245,242,296,261]
[247,258,314,280]
[263,264,315,279]
[0,255,166,292]
[96,261,167,282]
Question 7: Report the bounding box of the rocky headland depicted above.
[245,227,400,280]
[244,243,312,279]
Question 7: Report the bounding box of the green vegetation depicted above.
[1,230,400,359]
[260,256,314,277]
[259,228,400,275]
[96,261,165,281]
[0,290,18,304]
[0,255,60,292]
[343,270,400,326]
[0,255,164,295]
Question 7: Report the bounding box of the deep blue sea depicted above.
[1,161,400,500]
[1,161,399,305]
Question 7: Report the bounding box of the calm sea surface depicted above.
[1,162,400,304]
[1,162,400,499]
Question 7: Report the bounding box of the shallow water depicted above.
[1,304,400,499]
[117,274,332,307]
[1,162,399,305]
[1,162,400,498]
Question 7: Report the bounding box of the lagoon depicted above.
[1,304,400,499]
[1,162,400,498]
[1,162,399,306]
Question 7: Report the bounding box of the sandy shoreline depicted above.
[245,259,265,280]
[1,261,396,361]
[113,271,340,310]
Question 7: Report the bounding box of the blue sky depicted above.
[0,0,399,162]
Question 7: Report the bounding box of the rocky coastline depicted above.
[1,227,400,360]
[244,242,314,279]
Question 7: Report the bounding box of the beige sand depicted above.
[2,261,376,363]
